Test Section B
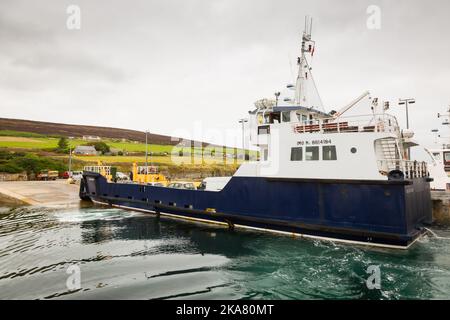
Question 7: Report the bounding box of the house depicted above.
[82,135,101,141]
[74,146,97,156]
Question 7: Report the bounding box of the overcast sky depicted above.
[1,0,449,148]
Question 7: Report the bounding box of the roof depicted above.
[74,146,97,152]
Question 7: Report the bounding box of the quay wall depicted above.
[0,172,27,182]
[431,191,450,225]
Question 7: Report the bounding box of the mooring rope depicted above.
[424,227,450,240]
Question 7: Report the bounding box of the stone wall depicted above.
[432,191,450,225]
[0,172,28,182]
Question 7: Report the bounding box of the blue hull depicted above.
[81,173,432,248]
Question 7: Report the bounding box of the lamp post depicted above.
[437,105,450,148]
[399,98,415,159]
[274,92,281,107]
[238,119,248,160]
[431,129,439,146]
[68,145,72,178]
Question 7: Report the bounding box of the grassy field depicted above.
[0,130,255,176]
[0,134,174,152]
[0,130,256,157]
[0,130,253,155]
[0,130,250,180]
[0,130,47,138]
[0,136,59,149]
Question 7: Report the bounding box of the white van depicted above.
[199,177,231,191]
[71,171,83,180]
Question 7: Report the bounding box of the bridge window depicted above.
[445,152,450,164]
[290,147,303,161]
[258,125,270,135]
[323,146,337,160]
[282,111,291,122]
[305,146,319,161]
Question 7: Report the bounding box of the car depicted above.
[62,171,70,179]
[115,172,130,181]
[147,182,164,187]
[37,170,59,181]
[167,182,196,190]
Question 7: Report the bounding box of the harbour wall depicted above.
[432,191,450,225]
[0,172,27,182]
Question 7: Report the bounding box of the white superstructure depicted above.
[234,16,429,182]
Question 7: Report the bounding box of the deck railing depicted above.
[291,114,400,135]
[83,166,112,176]
[377,159,429,179]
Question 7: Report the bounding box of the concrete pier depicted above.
[0,180,80,206]
[431,191,450,225]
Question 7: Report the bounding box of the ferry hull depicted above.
[80,173,432,248]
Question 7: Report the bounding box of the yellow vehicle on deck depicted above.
[132,163,168,185]
[83,162,113,181]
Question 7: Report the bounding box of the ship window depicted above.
[323,146,337,160]
[258,125,270,135]
[263,149,268,161]
[444,152,450,164]
[270,112,281,124]
[305,146,319,161]
[290,147,303,161]
[282,111,291,122]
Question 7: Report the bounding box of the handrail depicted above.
[291,114,400,135]
[377,159,428,179]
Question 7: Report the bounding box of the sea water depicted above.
[1,205,450,299]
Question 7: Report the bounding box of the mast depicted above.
[295,16,314,106]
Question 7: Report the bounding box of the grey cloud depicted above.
[0,0,449,148]
[10,52,126,83]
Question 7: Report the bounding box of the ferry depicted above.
[425,147,450,190]
[80,18,433,249]
[424,107,450,190]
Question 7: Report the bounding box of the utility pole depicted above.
[437,105,450,148]
[145,130,148,174]
[399,98,415,159]
[68,145,72,177]
[238,119,248,160]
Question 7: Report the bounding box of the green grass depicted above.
[0,131,256,156]
[106,141,174,153]
[0,138,58,149]
[0,130,47,138]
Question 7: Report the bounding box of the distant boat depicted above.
[80,17,433,249]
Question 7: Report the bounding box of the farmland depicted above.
[0,128,253,179]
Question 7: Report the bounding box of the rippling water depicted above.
[1,204,450,300]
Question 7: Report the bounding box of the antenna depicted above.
[303,15,313,41]
[295,16,316,106]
